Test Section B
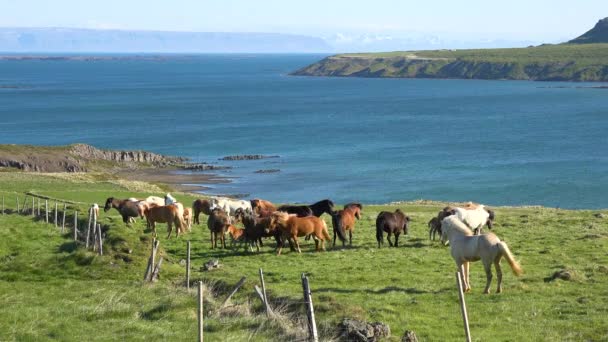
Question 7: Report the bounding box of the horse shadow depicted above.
[316,286,430,295]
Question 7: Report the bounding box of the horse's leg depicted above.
[482,259,493,294]
[495,258,503,293]
[314,238,320,252]
[333,228,336,247]
[294,236,302,253]
[210,231,214,249]
[349,230,352,246]
[395,232,400,247]
[166,222,172,239]
[221,231,226,249]
[387,232,393,247]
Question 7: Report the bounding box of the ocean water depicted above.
[1,54,607,209]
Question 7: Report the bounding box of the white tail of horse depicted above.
[497,242,523,276]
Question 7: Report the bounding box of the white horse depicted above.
[441,216,522,294]
[439,203,494,235]
[209,197,252,217]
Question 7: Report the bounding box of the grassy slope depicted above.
[1,172,608,341]
[294,44,608,81]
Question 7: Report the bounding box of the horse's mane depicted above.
[344,203,362,210]
[272,211,290,225]
[443,216,473,236]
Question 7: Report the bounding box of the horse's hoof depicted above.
[483,290,490,294]
[496,288,502,294]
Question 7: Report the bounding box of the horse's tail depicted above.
[321,220,331,241]
[331,213,346,243]
[174,212,185,234]
[498,242,523,276]
[375,219,383,245]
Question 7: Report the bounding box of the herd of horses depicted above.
[102,195,522,294]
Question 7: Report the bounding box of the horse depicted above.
[192,199,212,224]
[440,215,522,294]
[250,199,277,217]
[128,196,165,207]
[277,199,335,218]
[207,208,230,249]
[331,203,362,247]
[428,216,442,240]
[376,209,410,248]
[144,204,185,238]
[438,203,495,235]
[234,207,280,252]
[210,197,252,217]
[227,224,246,248]
[183,207,193,231]
[104,197,141,225]
[268,211,331,255]
[164,193,185,221]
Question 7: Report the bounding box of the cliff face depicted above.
[292,55,608,82]
[0,144,187,173]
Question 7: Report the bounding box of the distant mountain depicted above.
[0,27,332,53]
[568,17,608,44]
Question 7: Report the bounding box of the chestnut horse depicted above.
[250,199,277,217]
[331,203,362,247]
[104,197,141,224]
[192,199,212,225]
[268,211,331,255]
[183,207,193,231]
[227,225,245,248]
[144,204,185,238]
[376,209,410,248]
[277,199,335,218]
[207,208,230,249]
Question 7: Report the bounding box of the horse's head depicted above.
[439,219,451,245]
[437,207,456,221]
[104,197,114,212]
[234,207,247,223]
[269,211,288,232]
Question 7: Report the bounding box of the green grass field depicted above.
[1,172,607,341]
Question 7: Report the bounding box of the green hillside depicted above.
[1,171,608,340]
[293,18,608,81]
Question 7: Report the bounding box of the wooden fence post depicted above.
[74,211,78,241]
[45,200,48,223]
[86,208,92,248]
[456,268,472,342]
[221,277,247,308]
[89,209,97,249]
[144,239,159,281]
[37,198,40,217]
[198,281,204,342]
[186,240,191,289]
[1,196,4,215]
[31,197,35,217]
[54,202,58,227]
[16,195,19,213]
[97,224,103,255]
[301,273,318,342]
[61,203,66,233]
[259,268,271,317]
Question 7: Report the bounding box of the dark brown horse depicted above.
[376,209,410,248]
[144,204,185,238]
[268,211,331,255]
[331,203,362,247]
[192,199,212,225]
[234,207,278,252]
[207,208,229,249]
[277,199,335,218]
[104,197,141,224]
[250,199,277,218]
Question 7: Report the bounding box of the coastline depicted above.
[114,167,231,194]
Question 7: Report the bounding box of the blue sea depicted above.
[1,54,607,209]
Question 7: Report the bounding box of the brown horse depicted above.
[104,197,141,224]
[376,209,410,248]
[331,203,362,247]
[234,207,281,252]
[144,204,185,238]
[268,211,331,255]
[192,199,212,225]
[227,224,245,248]
[250,199,277,217]
[207,208,229,249]
[428,216,442,241]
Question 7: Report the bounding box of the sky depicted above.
[2,0,607,42]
